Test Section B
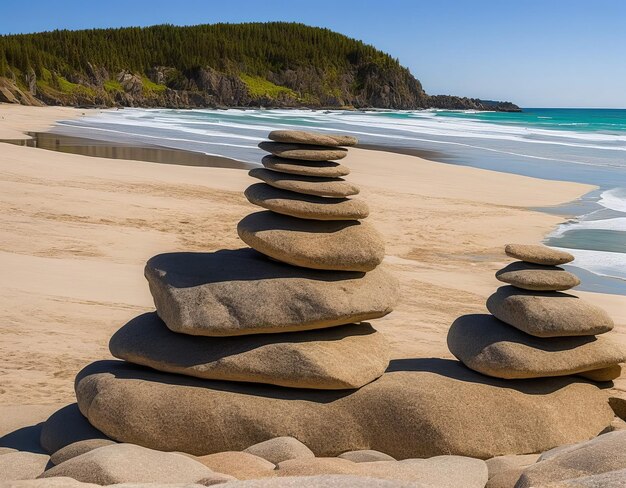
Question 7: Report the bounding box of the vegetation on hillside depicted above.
[0,23,519,110]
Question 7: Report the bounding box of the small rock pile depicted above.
[448,243,625,381]
[111,130,397,390]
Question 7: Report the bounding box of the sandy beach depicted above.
[1,103,625,410]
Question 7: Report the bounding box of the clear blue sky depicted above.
[1,0,624,108]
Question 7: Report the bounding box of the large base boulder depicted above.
[74,360,612,459]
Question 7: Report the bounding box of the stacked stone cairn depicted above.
[106,130,397,391]
[60,137,618,463]
[448,243,625,381]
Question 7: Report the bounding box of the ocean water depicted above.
[51,108,626,294]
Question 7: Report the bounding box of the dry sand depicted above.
[1,104,625,410]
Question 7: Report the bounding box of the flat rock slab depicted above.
[259,141,348,161]
[447,314,625,379]
[39,443,214,485]
[268,130,358,147]
[262,156,350,177]
[75,359,613,460]
[249,168,359,198]
[496,262,581,291]
[243,437,314,465]
[110,313,389,390]
[245,183,369,221]
[237,212,385,272]
[505,244,574,265]
[516,431,626,487]
[486,286,614,337]
[145,248,398,336]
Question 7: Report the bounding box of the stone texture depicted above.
[50,439,116,466]
[268,130,358,147]
[275,456,488,487]
[515,431,626,488]
[0,478,216,488]
[249,168,358,198]
[485,467,525,488]
[243,437,314,465]
[0,448,18,456]
[447,314,625,379]
[110,313,389,390]
[0,452,50,481]
[145,249,398,336]
[338,450,396,463]
[601,416,626,434]
[262,156,350,177]
[505,244,574,265]
[486,454,540,479]
[609,391,626,420]
[486,286,614,337]
[39,404,110,454]
[496,262,581,291]
[0,479,102,488]
[75,359,613,459]
[245,183,369,221]
[259,141,348,161]
[39,443,214,485]
[237,212,385,272]
[195,451,275,480]
[578,365,622,382]
[538,468,626,487]
[223,476,417,487]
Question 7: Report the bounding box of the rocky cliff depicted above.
[0,23,520,111]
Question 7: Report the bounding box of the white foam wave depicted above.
[598,188,626,213]
[552,247,626,281]
[550,217,626,238]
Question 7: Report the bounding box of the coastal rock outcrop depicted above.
[449,243,625,381]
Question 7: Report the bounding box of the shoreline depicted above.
[1,104,625,409]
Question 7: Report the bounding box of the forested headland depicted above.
[0,23,519,111]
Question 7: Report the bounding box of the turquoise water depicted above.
[52,107,626,294]
[438,108,626,134]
